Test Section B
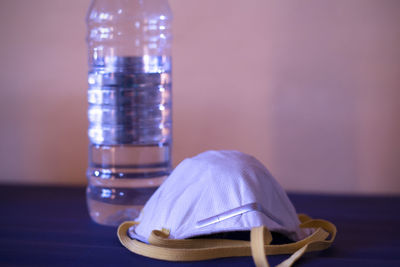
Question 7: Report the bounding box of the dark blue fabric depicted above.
[0,186,399,266]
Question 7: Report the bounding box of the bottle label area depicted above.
[88,56,172,146]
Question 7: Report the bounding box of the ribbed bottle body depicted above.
[86,0,172,226]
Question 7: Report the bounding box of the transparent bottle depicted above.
[85,0,172,226]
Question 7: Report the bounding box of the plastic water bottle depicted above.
[85,0,172,226]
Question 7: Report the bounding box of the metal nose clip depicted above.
[195,202,283,228]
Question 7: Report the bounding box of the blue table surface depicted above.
[0,185,399,267]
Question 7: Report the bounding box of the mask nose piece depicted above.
[195,202,283,228]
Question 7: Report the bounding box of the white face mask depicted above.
[118,150,336,267]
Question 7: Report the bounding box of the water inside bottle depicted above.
[87,144,170,225]
[86,56,172,226]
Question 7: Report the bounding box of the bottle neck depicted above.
[87,0,172,59]
[89,0,171,13]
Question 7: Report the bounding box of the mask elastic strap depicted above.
[117,214,336,267]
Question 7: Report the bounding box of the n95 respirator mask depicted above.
[118,150,336,267]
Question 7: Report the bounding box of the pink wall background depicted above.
[0,0,399,194]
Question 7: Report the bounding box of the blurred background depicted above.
[0,0,399,194]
